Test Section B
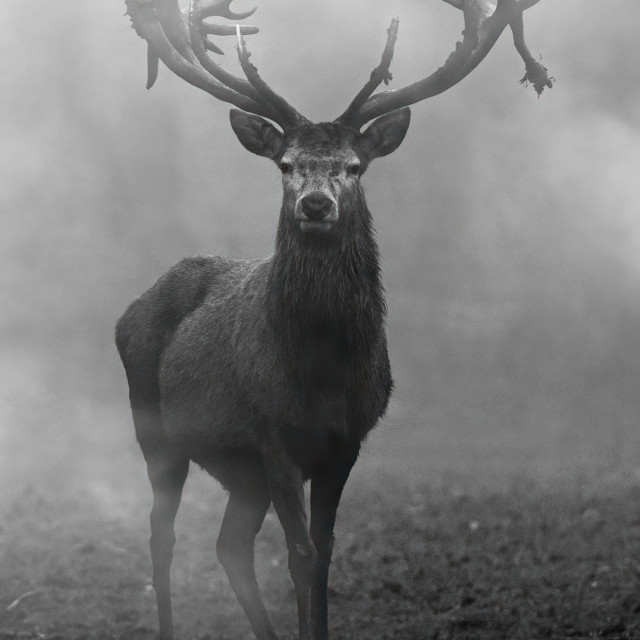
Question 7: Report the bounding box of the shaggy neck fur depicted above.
[267,185,386,376]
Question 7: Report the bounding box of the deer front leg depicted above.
[216,481,278,640]
[262,443,316,640]
[309,452,357,640]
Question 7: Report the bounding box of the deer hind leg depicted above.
[309,452,357,640]
[216,478,278,640]
[143,440,189,640]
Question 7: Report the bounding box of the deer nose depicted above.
[300,192,335,221]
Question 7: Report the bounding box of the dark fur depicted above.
[115,113,409,640]
[115,188,391,481]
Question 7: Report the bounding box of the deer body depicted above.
[117,118,407,640]
[119,186,391,478]
[119,1,551,638]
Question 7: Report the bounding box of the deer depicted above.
[115,1,552,639]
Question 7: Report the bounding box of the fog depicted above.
[1,0,639,512]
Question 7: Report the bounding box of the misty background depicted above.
[1,0,640,517]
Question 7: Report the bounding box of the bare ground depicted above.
[2,464,640,640]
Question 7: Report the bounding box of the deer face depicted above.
[230,108,411,234]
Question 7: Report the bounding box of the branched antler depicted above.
[125,0,307,128]
[338,19,399,127]
[235,26,308,128]
[338,0,553,129]
[125,0,552,131]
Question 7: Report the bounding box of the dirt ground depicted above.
[2,446,640,640]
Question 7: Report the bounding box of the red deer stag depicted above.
[116,1,551,639]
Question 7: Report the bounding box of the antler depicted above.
[337,0,553,129]
[125,0,308,129]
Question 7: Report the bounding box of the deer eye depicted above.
[346,162,361,176]
[279,161,292,174]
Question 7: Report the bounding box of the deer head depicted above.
[229,110,410,235]
[125,0,552,236]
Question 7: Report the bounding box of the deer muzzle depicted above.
[295,191,338,232]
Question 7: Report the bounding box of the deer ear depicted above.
[359,108,411,164]
[229,110,284,159]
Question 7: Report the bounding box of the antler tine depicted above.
[337,18,399,127]
[200,23,258,55]
[194,0,257,21]
[235,26,310,128]
[152,0,197,63]
[339,0,552,130]
[190,0,257,57]
[200,24,259,36]
[511,9,553,95]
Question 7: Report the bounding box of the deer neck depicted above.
[267,188,386,357]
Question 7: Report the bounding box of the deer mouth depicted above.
[298,219,335,233]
